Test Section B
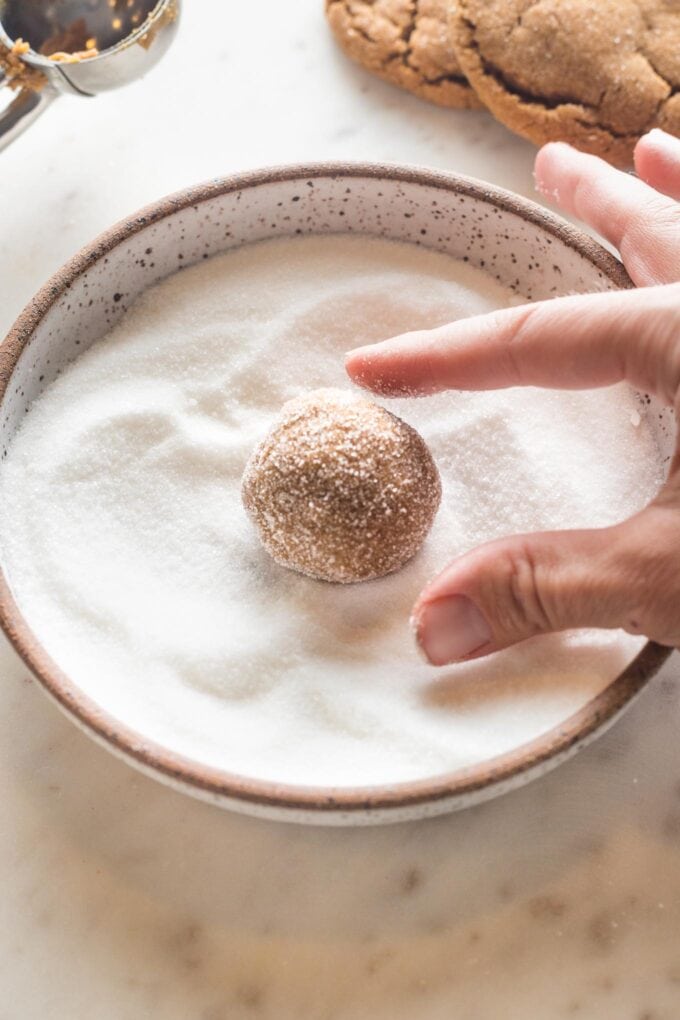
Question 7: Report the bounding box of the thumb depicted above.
[412,502,680,666]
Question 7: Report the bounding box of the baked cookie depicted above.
[326,0,482,110]
[450,0,680,166]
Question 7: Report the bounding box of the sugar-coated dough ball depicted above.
[241,388,441,583]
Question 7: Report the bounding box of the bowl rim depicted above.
[0,160,672,816]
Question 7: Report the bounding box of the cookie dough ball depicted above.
[242,388,441,583]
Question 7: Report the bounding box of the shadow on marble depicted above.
[3,636,680,1017]
[3,637,679,939]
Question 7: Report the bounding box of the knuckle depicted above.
[663,290,680,404]
[487,543,554,638]
[617,285,680,405]
[620,200,680,280]
[619,511,680,645]
[631,196,680,237]
[499,306,538,386]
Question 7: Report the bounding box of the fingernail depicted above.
[413,595,492,666]
[645,128,680,152]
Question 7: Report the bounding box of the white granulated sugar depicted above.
[0,236,663,787]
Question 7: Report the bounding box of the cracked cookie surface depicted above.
[326,0,481,110]
[450,0,680,165]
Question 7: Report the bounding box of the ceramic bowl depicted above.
[0,164,674,825]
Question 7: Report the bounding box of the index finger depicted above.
[345,284,680,408]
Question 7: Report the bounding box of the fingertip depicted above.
[634,129,680,199]
[533,143,556,188]
[633,129,660,174]
[410,593,493,666]
[534,142,582,206]
[344,344,371,381]
[345,345,388,393]
[410,607,437,665]
[534,143,614,209]
[534,141,575,176]
[346,332,438,397]
[635,127,680,156]
[535,140,575,167]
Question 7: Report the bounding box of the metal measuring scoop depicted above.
[0,0,180,151]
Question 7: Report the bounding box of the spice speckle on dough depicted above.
[242,388,442,583]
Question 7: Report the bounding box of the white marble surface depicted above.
[1,1,679,1016]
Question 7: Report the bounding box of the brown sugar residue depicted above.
[0,21,99,94]
[40,17,99,61]
[47,48,99,63]
[0,39,47,92]
[0,2,176,89]
[137,0,179,51]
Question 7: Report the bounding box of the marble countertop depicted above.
[1,2,679,1016]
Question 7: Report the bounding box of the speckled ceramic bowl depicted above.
[0,164,674,825]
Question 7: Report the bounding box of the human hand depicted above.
[346,130,680,666]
